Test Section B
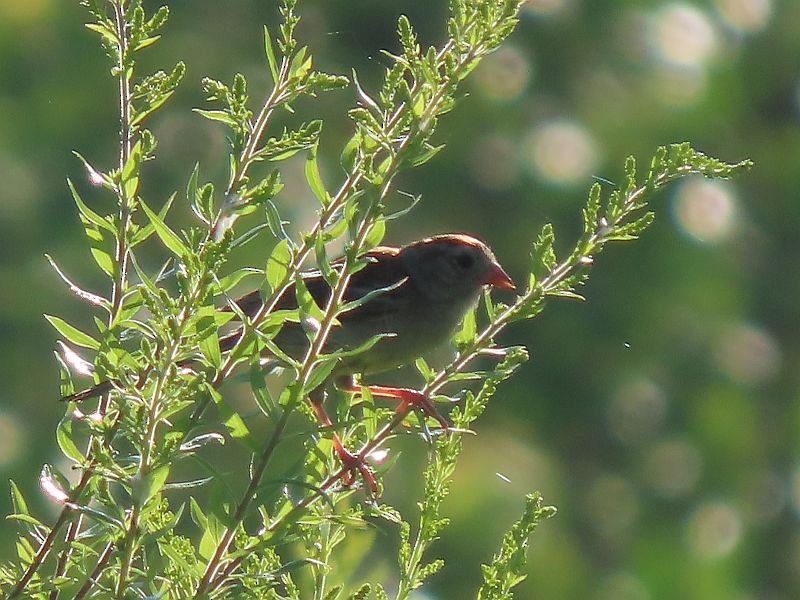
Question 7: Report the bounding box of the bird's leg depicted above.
[308,386,378,496]
[336,376,450,430]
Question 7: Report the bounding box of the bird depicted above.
[61,233,515,492]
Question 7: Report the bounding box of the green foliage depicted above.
[478,493,557,600]
[0,1,751,599]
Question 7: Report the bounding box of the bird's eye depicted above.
[455,252,475,269]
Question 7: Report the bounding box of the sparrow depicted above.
[62,233,515,492]
[231,233,514,377]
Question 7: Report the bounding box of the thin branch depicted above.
[74,541,115,600]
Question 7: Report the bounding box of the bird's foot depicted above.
[331,438,378,496]
[364,385,450,430]
[310,393,379,496]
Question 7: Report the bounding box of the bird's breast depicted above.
[333,288,480,375]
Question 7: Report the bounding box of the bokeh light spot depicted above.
[607,377,668,445]
[597,572,651,600]
[524,120,598,186]
[0,0,52,23]
[791,467,800,516]
[649,3,718,68]
[794,79,800,117]
[0,411,23,468]
[714,0,772,33]
[743,470,785,524]
[648,65,708,107]
[585,474,640,537]
[686,501,743,559]
[473,45,532,102]
[469,134,520,190]
[673,178,738,243]
[644,438,702,499]
[713,322,781,385]
[0,152,42,220]
[523,0,573,17]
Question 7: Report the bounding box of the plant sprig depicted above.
[0,0,753,598]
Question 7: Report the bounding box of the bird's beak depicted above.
[484,262,516,291]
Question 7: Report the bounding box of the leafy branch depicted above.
[0,0,753,598]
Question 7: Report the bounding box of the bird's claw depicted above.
[350,383,450,431]
[393,389,450,431]
[334,444,378,496]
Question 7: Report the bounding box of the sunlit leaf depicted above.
[305,141,329,206]
[44,315,100,350]
[140,199,188,257]
[266,238,293,294]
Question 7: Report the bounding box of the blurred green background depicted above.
[1,0,799,598]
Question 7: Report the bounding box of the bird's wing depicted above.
[227,246,412,320]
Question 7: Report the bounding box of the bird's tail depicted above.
[61,380,115,403]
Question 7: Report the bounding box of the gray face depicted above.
[400,238,495,302]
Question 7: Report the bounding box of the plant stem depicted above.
[74,541,114,600]
[9,3,136,598]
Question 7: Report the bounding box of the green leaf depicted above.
[453,307,477,351]
[415,357,434,382]
[121,137,143,200]
[305,357,338,392]
[218,267,262,292]
[130,192,176,246]
[85,21,118,47]
[266,239,293,294]
[195,306,222,368]
[44,315,100,350]
[347,584,372,600]
[89,243,116,278]
[189,497,208,530]
[140,199,188,257]
[363,218,386,250]
[56,411,85,464]
[134,465,170,506]
[67,502,125,530]
[67,179,116,235]
[7,513,44,529]
[186,162,200,206]
[295,276,327,324]
[9,480,29,516]
[582,182,602,235]
[289,45,312,81]
[264,199,291,241]
[340,130,362,173]
[264,25,279,84]
[198,512,223,561]
[530,223,556,279]
[68,180,118,277]
[409,142,445,167]
[338,276,407,315]
[305,141,329,206]
[244,169,283,203]
[193,108,238,127]
[250,359,277,418]
[206,385,259,452]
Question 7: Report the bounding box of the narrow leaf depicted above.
[44,315,100,350]
[305,141,329,205]
[141,199,188,257]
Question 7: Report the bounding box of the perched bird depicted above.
[62,233,515,491]
[231,233,514,377]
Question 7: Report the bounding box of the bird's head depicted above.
[399,234,515,301]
